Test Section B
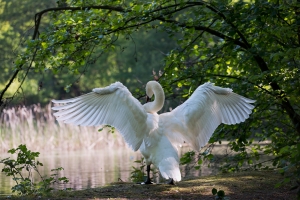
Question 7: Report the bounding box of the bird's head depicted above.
[143,81,164,113]
[146,81,155,98]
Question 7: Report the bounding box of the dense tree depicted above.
[0,0,175,104]
[0,0,299,192]
[0,0,58,102]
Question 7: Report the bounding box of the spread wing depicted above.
[52,82,149,151]
[160,82,255,150]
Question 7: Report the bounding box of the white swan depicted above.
[52,81,255,184]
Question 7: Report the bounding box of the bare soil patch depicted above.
[3,171,297,200]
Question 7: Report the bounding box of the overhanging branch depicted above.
[0,5,127,107]
[157,17,248,49]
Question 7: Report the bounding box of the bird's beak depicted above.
[146,96,150,103]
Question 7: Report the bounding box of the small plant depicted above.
[130,157,146,182]
[212,188,229,200]
[180,148,214,175]
[98,125,116,134]
[130,157,159,183]
[0,144,70,196]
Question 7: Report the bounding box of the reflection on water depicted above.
[0,147,142,195]
[0,145,223,196]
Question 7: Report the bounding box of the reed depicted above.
[0,104,126,153]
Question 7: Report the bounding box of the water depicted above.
[0,143,241,196]
[0,147,141,195]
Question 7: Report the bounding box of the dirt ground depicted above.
[2,170,298,200]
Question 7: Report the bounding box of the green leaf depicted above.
[217,190,225,197]
[212,188,217,195]
[41,42,48,49]
[198,159,203,165]
[194,166,201,170]
[279,146,290,155]
[206,154,214,161]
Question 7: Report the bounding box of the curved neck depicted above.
[143,81,165,114]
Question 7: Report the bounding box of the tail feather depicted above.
[158,157,181,182]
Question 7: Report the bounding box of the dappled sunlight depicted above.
[42,171,296,199]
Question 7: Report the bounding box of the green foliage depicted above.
[130,158,146,183]
[130,157,158,183]
[180,151,195,165]
[212,188,227,200]
[180,147,215,173]
[0,0,175,105]
[0,144,70,196]
[98,125,116,134]
[0,0,57,102]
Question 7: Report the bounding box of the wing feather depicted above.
[63,98,100,125]
[52,82,149,151]
[161,82,255,150]
[54,95,98,118]
[52,92,93,104]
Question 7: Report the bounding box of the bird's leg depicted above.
[167,178,175,185]
[143,165,153,184]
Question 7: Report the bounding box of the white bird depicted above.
[52,81,255,184]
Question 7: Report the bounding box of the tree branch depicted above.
[0,2,210,106]
[147,1,300,134]
[0,5,126,107]
[157,17,248,49]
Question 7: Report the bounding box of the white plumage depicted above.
[52,81,255,183]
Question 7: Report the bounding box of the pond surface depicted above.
[0,147,141,195]
[0,145,224,196]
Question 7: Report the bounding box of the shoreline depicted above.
[2,170,297,200]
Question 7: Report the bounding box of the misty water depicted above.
[0,144,224,196]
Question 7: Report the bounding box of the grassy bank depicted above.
[2,170,297,200]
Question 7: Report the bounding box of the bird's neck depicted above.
[143,82,165,114]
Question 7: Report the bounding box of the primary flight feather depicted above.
[52,81,255,183]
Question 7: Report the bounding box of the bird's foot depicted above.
[166,178,175,185]
[141,181,153,184]
[142,177,153,184]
